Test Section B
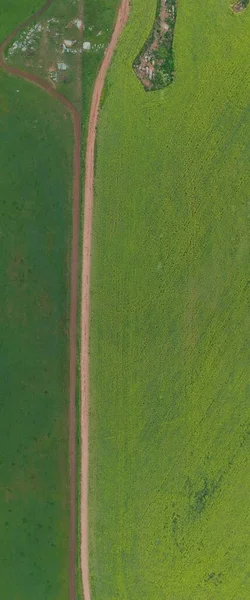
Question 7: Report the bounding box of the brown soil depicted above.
[80,1,130,599]
[0,2,81,599]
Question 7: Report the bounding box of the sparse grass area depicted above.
[89,0,250,598]
[4,0,121,112]
[5,0,83,109]
[0,2,74,598]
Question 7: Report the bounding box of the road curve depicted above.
[0,3,81,599]
[80,1,130,599]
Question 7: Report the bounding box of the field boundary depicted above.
[0,2,81,598]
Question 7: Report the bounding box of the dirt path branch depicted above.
[80,1,130,599]
[0,3,81,599]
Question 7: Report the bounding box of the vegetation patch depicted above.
[133,0,177,90]
[233,0,249,12]
[5,0,121,111]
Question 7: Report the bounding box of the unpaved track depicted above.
[0,2,81,599]
[80,1,130,599]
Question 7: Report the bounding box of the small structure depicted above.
[57,62,68,71]
[83,41,91,50]
[63,39,76,48]
[73,19,84,30]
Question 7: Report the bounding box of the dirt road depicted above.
[0,2,81,599]
[80,1,130,599]
[1,0,130,596]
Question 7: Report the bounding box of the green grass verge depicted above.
[89,0,250,598]
[0,3,74,598]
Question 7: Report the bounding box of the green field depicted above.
[0,1,122,599]
[0,3,73,598]
[0,0,41,40]
[89,0,250,598]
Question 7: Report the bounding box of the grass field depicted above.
[0,0,41,40]
[0,3,74,598]
[1,2,123,599]
[89,0,250,598]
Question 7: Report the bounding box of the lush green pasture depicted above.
[0,0,42,40]
[0,3,74,597]
[89,0,250,598]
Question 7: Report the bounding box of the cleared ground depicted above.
[89,0,250,598]
[0,3,73,598]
